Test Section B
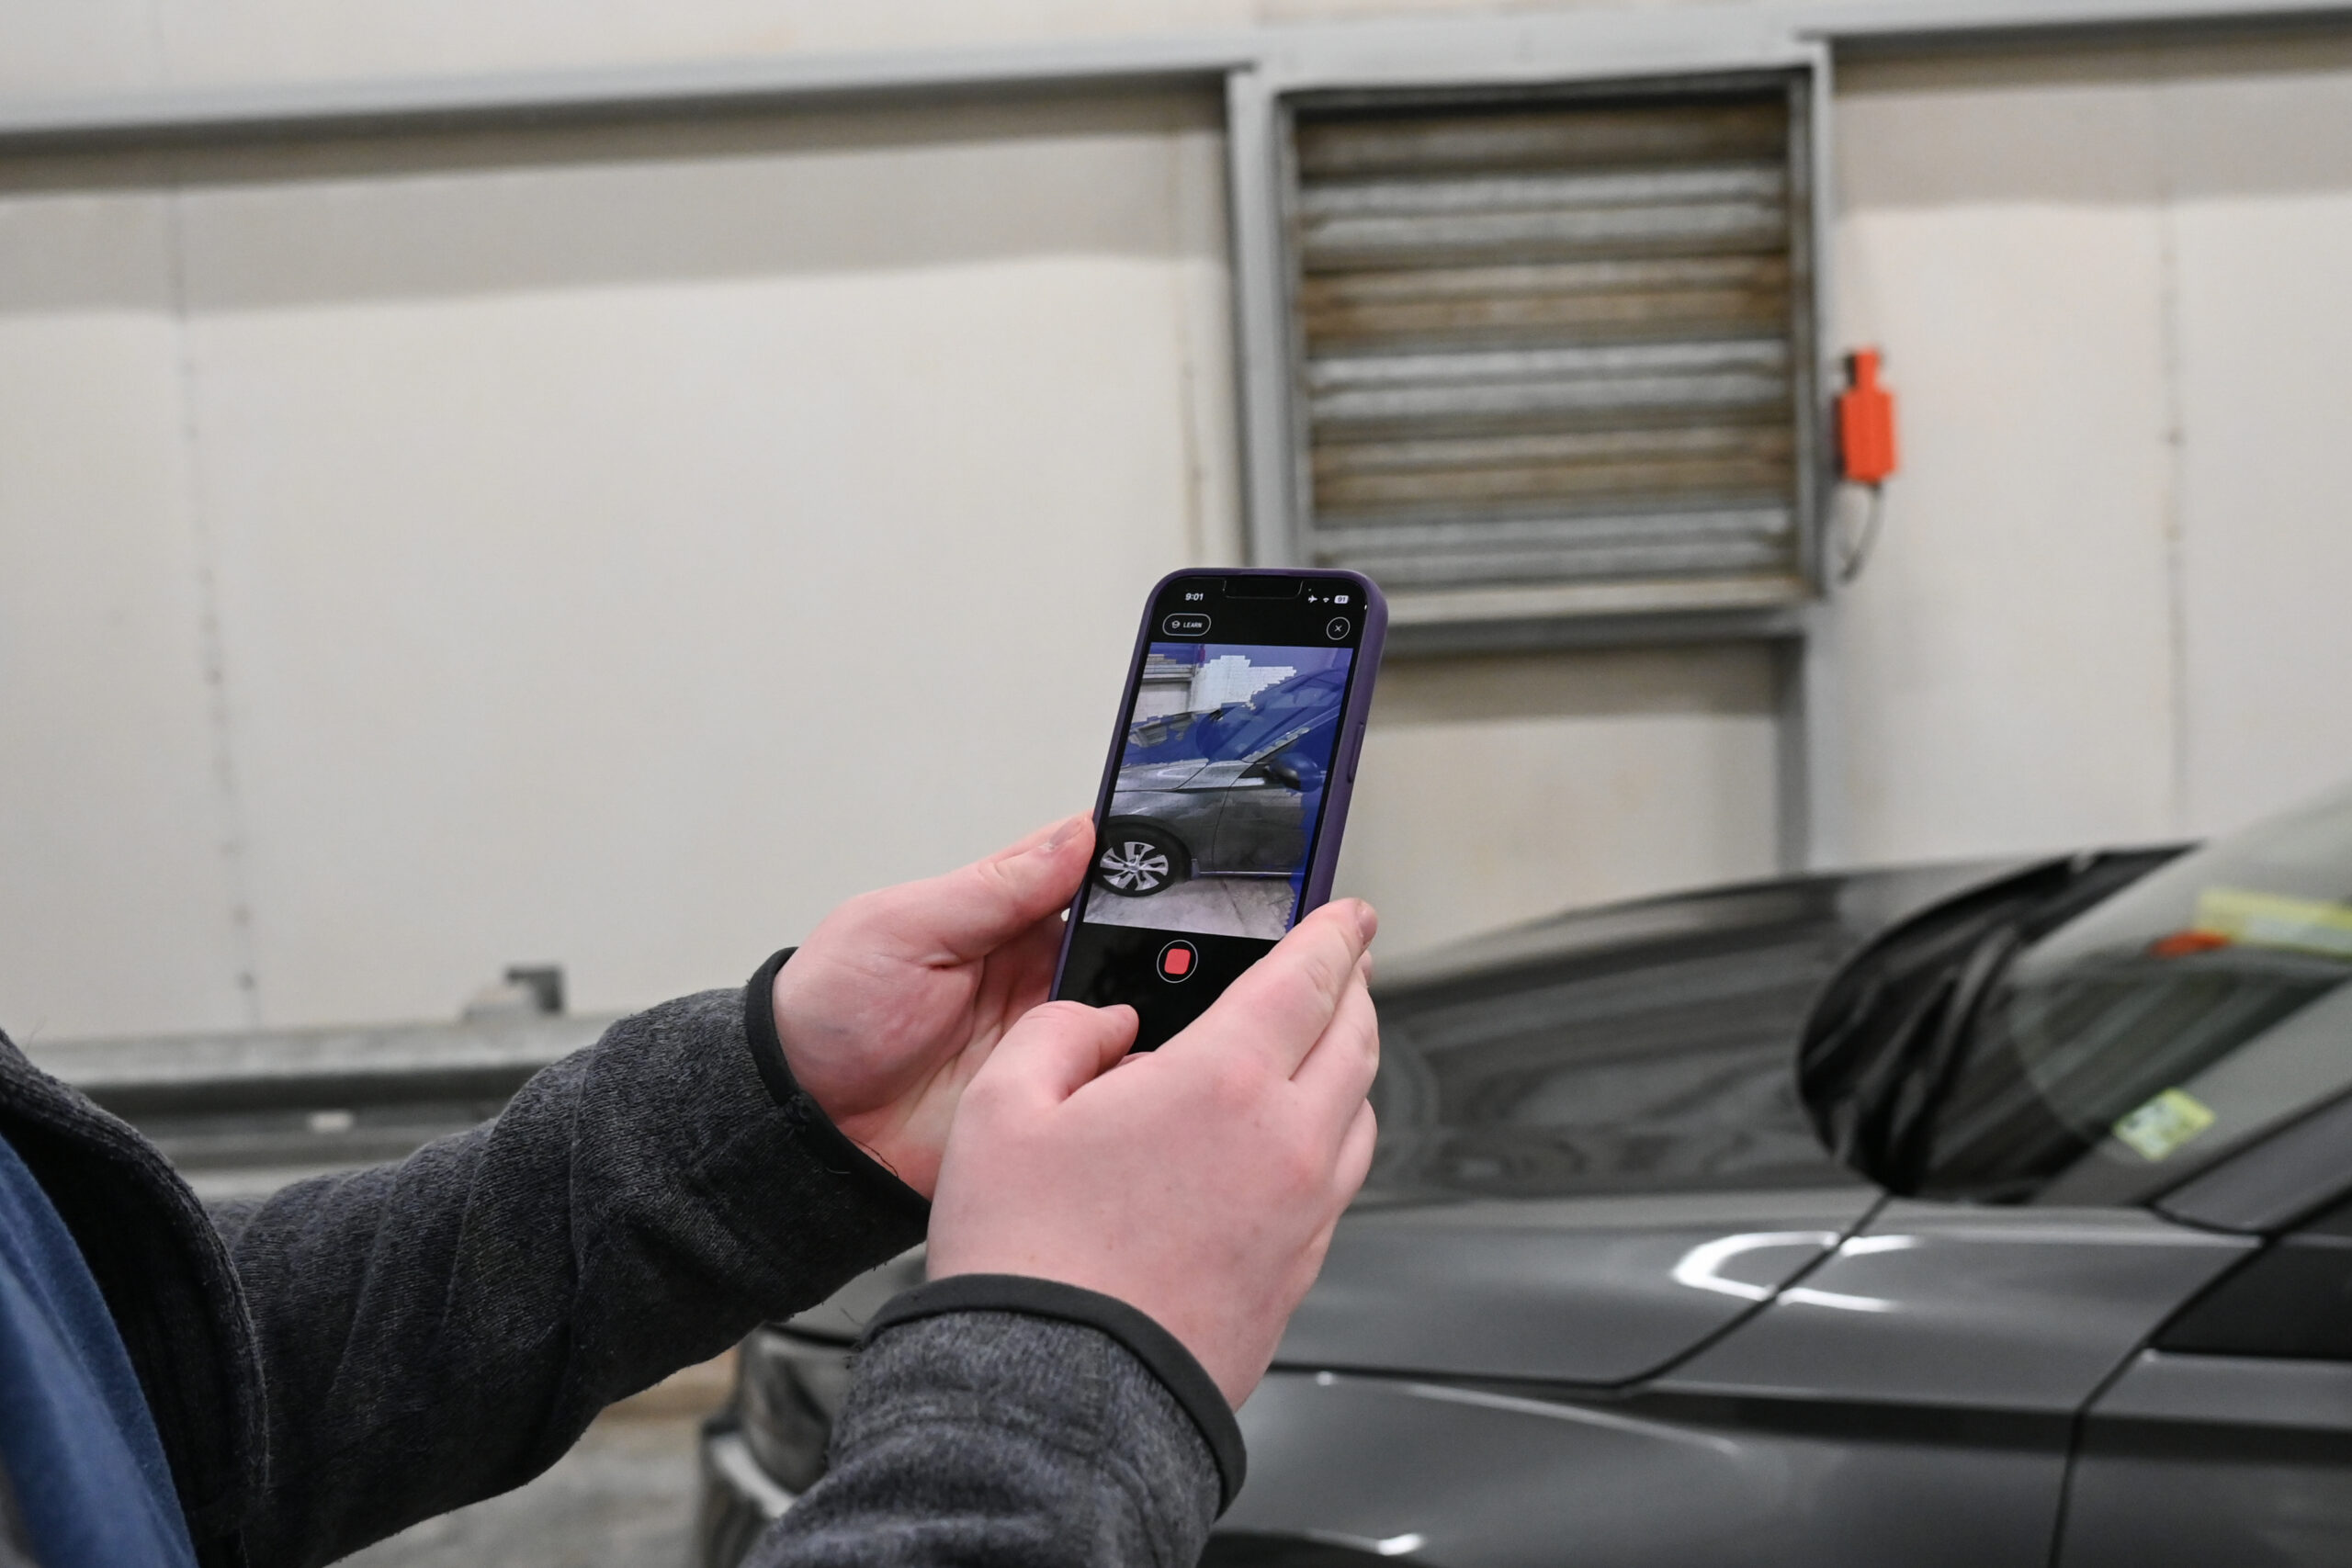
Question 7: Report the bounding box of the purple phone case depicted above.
[1047,567,1389,998]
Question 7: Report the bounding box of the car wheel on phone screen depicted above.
[1094,825,1188,897]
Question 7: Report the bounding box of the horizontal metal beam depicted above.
[0,35,1255,154]
[1,0,2348,156]
[1789,0,2352,45]
[1385,604,1809,659]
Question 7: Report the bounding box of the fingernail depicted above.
[1354,901,1379,943]
[1041,812,1090,852]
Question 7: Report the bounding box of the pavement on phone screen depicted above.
[1086,876,1292,942]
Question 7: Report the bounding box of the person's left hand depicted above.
[770,814,1094,1198]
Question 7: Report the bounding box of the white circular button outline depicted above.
[1156,939,1200,983]
[1325,616,1351,641]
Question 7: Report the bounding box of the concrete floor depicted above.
[1087,876,1294,940]
[340,1413,701,1568]
[341,1358,729,1568]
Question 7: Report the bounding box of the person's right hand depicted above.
[925,899,1381,1409]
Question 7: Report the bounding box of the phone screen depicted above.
[1054,573,1374,1049]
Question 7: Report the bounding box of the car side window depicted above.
[2154,1191,2352,1361]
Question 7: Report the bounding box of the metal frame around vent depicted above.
[1233,54,1835,653]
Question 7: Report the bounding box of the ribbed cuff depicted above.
[864,1273,1247,1513]
[742,949,931,1230]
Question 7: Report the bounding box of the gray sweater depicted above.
[0,959,1235,1568]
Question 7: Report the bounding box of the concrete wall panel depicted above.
[1832,38,2352,865]
[0,189,255,1039]
[162,97,1238,1027]
[2163,51,2352,834]
[1339,647,1781,957]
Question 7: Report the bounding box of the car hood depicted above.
[1275,1185,1879,1383]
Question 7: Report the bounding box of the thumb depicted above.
[903,813,1095,963]
[981,1001,1138,1107]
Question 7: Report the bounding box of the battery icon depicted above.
[1335,593,1351,604]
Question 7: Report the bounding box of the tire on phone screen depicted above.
[1092,822,1190,897]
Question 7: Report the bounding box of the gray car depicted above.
[1094,667,1346,897]
[699,782,2352,1567]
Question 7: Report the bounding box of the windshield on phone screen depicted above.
[1913,782,2352,1204]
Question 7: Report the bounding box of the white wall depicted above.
[6,10,2352,1036]
[1339,648,1779,954]
[1,96,1250,1036]
[1832,32,2352,864]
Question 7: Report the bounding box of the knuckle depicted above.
[1302,927,1356,993]
[1276,1134,1327,1197]
[961,857,1019,909]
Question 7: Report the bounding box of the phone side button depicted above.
[1346,722,1365,782]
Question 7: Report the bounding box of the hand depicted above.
[926,899,1381,1408]
[773,814,1094,1198]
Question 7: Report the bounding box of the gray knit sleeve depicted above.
[214,963,931,1568]
[744,1310,1226,1568]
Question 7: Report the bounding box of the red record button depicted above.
[1157,940,1199,982]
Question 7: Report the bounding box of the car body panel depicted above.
[1228,1369,2068,1568]
[1659,1201,2252,1410]
[1274,1187,1880,1384]
[1232,1205,2252,1567]
[1211,753,1319,874]
[2059,1352,2352,1567]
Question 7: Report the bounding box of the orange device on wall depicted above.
[1838,349,1898,485]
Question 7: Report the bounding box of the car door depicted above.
[1204,675,1340,875]
[1211,739,1319,874]
[2058,1093,2352,1568]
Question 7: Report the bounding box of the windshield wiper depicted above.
[1799,849,2186,1194]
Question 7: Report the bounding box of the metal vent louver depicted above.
[1284,79,1815,615]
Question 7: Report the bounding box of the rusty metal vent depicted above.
[1284,81,1815,611]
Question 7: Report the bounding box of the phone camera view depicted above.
[1056,571,1377,1050]
[1085,642,1354,941]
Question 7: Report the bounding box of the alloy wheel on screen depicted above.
[1100,841,1171,891]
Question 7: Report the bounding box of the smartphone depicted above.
[1049,569,1387,1050]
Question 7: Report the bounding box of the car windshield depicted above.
[1914,782,2352,1204]
[1125,668,1345,766]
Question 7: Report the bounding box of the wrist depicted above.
[741,949,931,1217]
[865,1273,1247,1513]
[767,965,937,1194]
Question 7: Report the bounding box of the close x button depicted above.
[1157,940,1199,982]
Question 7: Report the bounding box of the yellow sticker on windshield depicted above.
[2193,888,2352,961]
[2113,1089,2217,1162]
